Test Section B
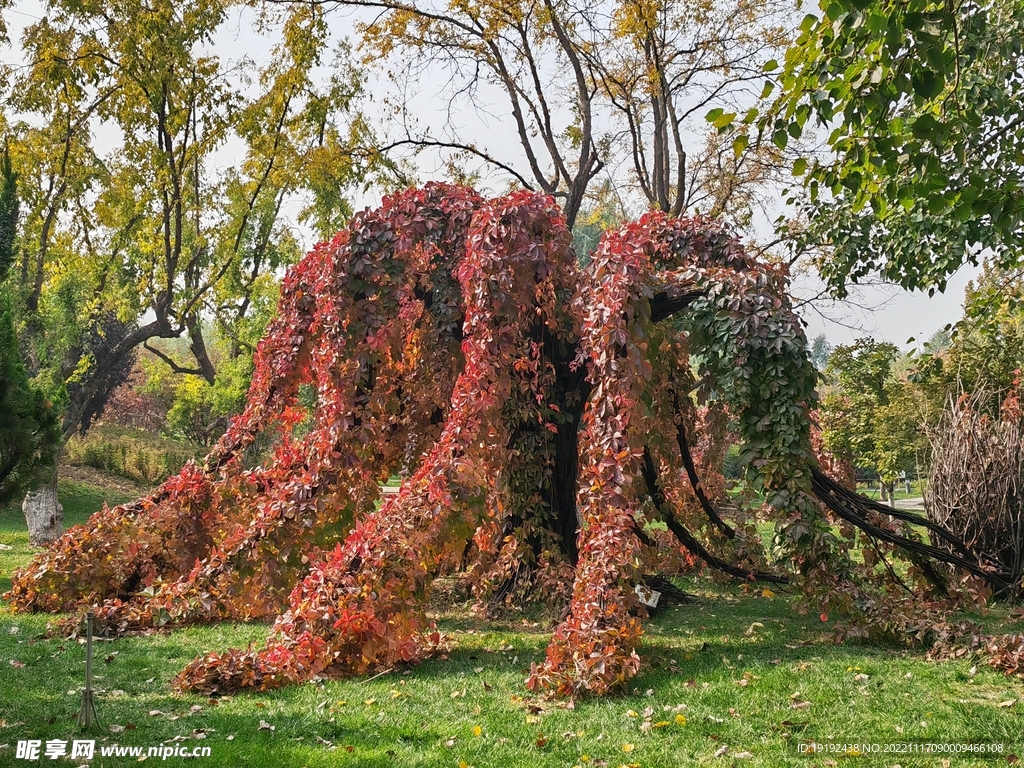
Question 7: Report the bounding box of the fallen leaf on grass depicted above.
[674,715,687,725]
[733,751,754,759]
[622,743,634,753]
[998,700,1016,708]
[472,726,482,737]
[790,700,811,710]
[713,745,729,757]
[109,725,125,733]
[258,721,275,731]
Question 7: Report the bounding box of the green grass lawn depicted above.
[1,478,1022,767]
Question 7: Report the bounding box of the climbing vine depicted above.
[8,185,1010,697]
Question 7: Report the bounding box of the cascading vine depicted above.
[7,185,1010,697]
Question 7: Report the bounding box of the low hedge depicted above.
[64,424,203,484]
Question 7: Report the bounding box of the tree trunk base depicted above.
[23,471,63,546]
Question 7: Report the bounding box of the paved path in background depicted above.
[889,496,925,511]
[383,484,929,510]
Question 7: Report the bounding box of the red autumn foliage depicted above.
[8,184,1012,697]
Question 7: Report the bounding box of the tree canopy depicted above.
[3,0,381,448]
[752,0,1024,295]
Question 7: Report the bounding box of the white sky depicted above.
[2,1,979,352]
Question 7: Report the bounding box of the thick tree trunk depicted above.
[23,466,63,546]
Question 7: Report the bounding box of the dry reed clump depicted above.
[927,387,1024,593]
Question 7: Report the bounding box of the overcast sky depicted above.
[3,1,979,351]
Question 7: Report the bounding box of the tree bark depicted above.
[23,465,63,546]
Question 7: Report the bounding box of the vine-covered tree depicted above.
[8,184,1010,697]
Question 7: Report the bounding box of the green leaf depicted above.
[732,133,749,158]
[713,111,737,130]
[911,70,943,99]
[792,157,808,176]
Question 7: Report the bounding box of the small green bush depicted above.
[64,424,203,484]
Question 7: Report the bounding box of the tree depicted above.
[312,0,796,230]
[903,264,1024,419]
[820,338,926,503]
[752,0,1024,295]
[0,145,59,522]
[809,332,832,370]
[3,0,378,522]
[10,185,1008,698]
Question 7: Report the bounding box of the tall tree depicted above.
[820,338,925,503]
[4,0,378,517]
[0,145,59,533]
[312,0,796,229]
